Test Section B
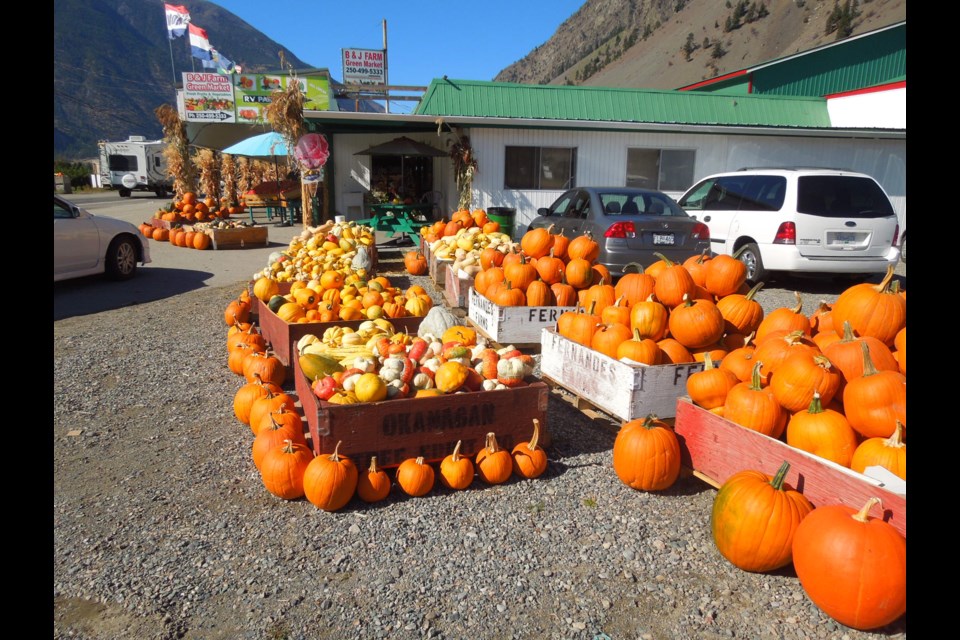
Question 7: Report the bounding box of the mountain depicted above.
[494,0,906,89]
[54,0,312,160]
[55,0,906,161]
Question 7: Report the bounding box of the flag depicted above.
[164,4,190,39]
[189,24,212,60]
[211,49,237,75]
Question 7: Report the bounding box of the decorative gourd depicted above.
[418,306,462,340]
[439,440,475,490]
[850,420,906,480]
[612,414,681,491]
[511,419,548,479]
[302,441,358,512]
[791,497,907,630]
[711,460,814,572]
[475,432,513,485]
[253,276,280,302]
[434,361,470,393]
[842,341,907,439]
[686,353,739,410]
[403,250,428,275]
[259,439,315,500]
[830,265,906,348]
[786,392,859,468]
[723,362,787,439]
[396,456,436,497]
[353,372,388,403]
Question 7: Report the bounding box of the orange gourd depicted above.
[842,341,906,439]
[259,439,315,500]
[786,392,859,468]
[396,456,435,497]
[686,352,739,410]
[850,420,906,480]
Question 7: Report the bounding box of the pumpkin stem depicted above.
[529,419,541,450]
[328,440,343,461]
[859,340,879,377]
[749,361,764,390]
[621,262,644,274]
[640,414,661,429]
[805,391,824,414]
[791,291,803,314]
[281,439,296,454]
[451,440,463,462]
[415,456,425,465]
[874,264,895,293]
[653,252,675,267]
[884,421,905,448]
[769,460,791,491]
[743,280,765,301]
[840,320,857,342]
[703,352,715,370]
[852,497,883,523]
[368,456,380,473]
[485,432,500,453]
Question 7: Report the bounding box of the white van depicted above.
[678,168,901,283]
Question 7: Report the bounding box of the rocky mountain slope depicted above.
[495,0,906,89]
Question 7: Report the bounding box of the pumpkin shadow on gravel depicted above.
[54,267,215,321]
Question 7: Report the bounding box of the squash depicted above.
[418,306,462,340]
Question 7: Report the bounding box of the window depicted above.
[626,148,696,191]
[108,155,139,172]
[797,176,894,218]
[505,146,576,189]
[681,176,786,212]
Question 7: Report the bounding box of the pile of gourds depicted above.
[252,220,376,284]
[419,208,502,245]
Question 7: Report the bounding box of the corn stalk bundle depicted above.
[449,134,478,211]
[155,104,196,198]
[221,154,239,206]
[238,157,252,194]
[193,148,220,202]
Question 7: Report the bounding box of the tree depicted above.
[682,33,697,61]
[711,42,727,59]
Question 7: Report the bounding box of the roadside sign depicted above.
[342,48,386,91]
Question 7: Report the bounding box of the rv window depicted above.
[108,155,139,172]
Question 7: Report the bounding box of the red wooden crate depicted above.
[673,397,906,538]
[443,263,473,308]
[294,356,549,468]
[256,298,424,369]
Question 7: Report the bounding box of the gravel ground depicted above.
[53,244,907,640]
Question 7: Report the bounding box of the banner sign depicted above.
[342,48,386,90]
[183,72,331,123]
[182,72,236,122]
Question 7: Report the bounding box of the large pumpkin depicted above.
[302,441,358,512]
[711,460,814,572]
[259,439,315,500]
[830,264,906,348]
[612,414,681,491]
[403,250,428,275]
[792,497,907,630]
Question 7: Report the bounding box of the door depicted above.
[54,199,101,275]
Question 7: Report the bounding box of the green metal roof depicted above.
[415,79,832,128]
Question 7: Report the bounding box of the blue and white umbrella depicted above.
[221,131,291,158]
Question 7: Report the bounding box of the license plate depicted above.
[653,233,675,245]
[829,232,862,246]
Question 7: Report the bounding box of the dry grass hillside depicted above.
[495,0,907,90]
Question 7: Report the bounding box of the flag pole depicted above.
[168,36,178,89]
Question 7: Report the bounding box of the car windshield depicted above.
[599,192,681,216]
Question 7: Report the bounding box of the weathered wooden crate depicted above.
[443,263,473,309]
[294,357,549,467]
[673,397,906,538]
[150,217,177,230]
[467,287,576,348]
[539,327,704,421]
[198,225,268,250]
[256,299,424,369]
[429,254,452,288]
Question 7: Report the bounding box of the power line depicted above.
[54,90,154,131]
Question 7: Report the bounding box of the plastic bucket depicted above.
[486,207,516,240]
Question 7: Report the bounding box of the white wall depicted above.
[827,86,906,130]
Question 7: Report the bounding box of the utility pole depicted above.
[383,19,390,114]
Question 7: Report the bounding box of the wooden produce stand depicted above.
[197,225,268,250]
[467,287,577,349]
[294,356,549,467]
[539,327,704,421]
[673,397,906,538]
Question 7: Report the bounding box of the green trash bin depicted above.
[486,207,516,240]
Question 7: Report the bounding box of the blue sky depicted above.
[211,0,586,111]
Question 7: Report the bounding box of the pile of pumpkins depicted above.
[139,191,248,249]
[604,262,906,633]
[410,209,518,279]
[252,220,377,285]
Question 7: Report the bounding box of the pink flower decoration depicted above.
[294,133,330,170]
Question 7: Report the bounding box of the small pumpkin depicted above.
[396,456,436,497]
[302,440,358,512]
[723,362,786,439]
[711,460,814,573]
[686,352,739,410]
[511,419,548,479]
[850,420,906,480]
[439,440,475,490]
[612,414,681,491]
[434,361,470,394]
[403,250,428,275]
[475,432,513,485]
[259,439,315,500]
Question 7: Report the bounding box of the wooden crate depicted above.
[429,254,452,287]
[294,357,549,467]
[256,298,424,368]
[673,397,906,538]
[443,263,473,308]
[539,327,704,421]
[199,225,268,250]
[467,287,576,348]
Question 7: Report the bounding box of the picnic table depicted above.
[356,203,434,246]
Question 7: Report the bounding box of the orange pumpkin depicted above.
[612,415,681,491]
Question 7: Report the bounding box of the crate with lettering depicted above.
[673,397,906,538]
[539,327,704,421]
[467,287,577,347]
[443,263,473,309]
[294,356,549,468]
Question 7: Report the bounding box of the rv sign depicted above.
[342,48,385,88]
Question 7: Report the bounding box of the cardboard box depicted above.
[539,327,704,421]
[443,263,473,308]
[256,299,424,368]
[673,397,906,538]
[467,287,576,347]
[294,356,549,467]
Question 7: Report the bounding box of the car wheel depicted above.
[155,188,167,198]
[119,188,131,198]
[738,243,767,284]
[105,236,138,280]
